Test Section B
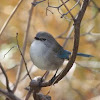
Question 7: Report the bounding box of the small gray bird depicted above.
[30,32,93,71]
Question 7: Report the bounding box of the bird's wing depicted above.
[57,48,93,59]
[57,48,71,60]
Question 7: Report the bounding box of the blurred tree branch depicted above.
[0,0,24,38]
[13,0,37,93]
[0,0,99,100]
[0,63,11,92]
[0,63,20,100]
[0,88,20,100]
[16,33,32,80]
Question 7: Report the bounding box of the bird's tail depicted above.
[76,52,93,57]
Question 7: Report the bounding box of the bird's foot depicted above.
[50,75,56,83]
[50,69,58,83]
[39,71,49,86]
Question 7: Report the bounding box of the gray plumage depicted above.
[30,32,64,70]
[30,31,93,70]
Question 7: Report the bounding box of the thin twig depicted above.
[20,64,33,82]
[32,0,46,6]
[0,0,24,38]
[74,0,81,6]
[3,46,17,58]
[46,0,70,18]
[48,0,69,9]
[62,6,93,48]
[63,23,74,48]
[58,26,96,40]
[0,63,11,92]
[16,33,32,80]
[13,0,36,92]
[60,0,75,20]
[61,0,80,18]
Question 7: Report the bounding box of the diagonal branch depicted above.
[16,33,32,80]
[0,88,20,100]
[61,0,80,19]
[0,63,11,92]
[13,0,37,93]
[60,0,75,20]
[0,0,24,38]
[40,0,90,87]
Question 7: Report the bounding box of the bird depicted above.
[30,31,93,71]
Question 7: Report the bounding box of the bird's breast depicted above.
[30,40,48,69]
[30,40,64,70]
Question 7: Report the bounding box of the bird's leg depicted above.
[39,71,49,86]
[50,69,59,83]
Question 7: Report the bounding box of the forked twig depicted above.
[60,0,75,20]
[61,0,80,18]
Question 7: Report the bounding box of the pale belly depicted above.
[30,40,64,70]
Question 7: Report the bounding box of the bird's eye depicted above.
[35,37,46,41]
[35,37,40,40]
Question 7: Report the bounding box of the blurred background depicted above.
[0,0,100,100]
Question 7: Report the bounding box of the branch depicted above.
[0,88,20,100]
[3,46,17,58]
[74,0,81,6]
[25,76,42,100]
[0,63,11,92]
[57,26,96,40]
[13,0,37,93]
[63,23,74,48]
[40,0,90,87]
[16,33,32,80]
[0,0,24,38]
[46,0,71,21]
[46,0,69,11]
[25,71,49,100]
[32,0,46,6]
[61,0,80,19]
[60,0,75,20]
